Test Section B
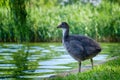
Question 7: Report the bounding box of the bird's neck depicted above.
[62,28,69,40]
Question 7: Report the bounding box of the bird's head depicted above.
[57,22,69,29]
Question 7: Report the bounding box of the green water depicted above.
[0,43,120,79]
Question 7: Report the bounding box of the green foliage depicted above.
[9,0,30,42]
[26,1,120,42]
[50,58,120,80]
[0,1,120,42]
[0,0,9,7]
[105,0,120,5]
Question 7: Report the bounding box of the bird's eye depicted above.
[62,23,65,26]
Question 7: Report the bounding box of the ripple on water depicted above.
[19,74,56,79]
[57,54,73,59]
[38,65,71,69]
[0,66,17,69]
[53,48,66,52]
[23,69,54,73]
[27,55,42,60]
[38,54,108,68]
[24,49,38,53]
[3,44,23,49]
[30,46,44,50]
[49,45,55,48]
[41,50,50,53]
[0,64,15,67]
[51,46,66,52]
[39,58,76,66]
[0,48,19,53]
[93,54,108,61]
[0,53,13,56]
[3,56,13,60]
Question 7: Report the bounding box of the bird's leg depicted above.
[90,58,93,69]
[78,61,81,72]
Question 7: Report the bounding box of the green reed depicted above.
[0,1,120,42]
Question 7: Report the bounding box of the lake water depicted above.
[0,43,120,79]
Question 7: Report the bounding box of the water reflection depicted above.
[0,48,19,53]
[39,55,76,66]
[12,49,29,78]
[93,54,108,60]
[0,43,119,79]
[3,44,23,49]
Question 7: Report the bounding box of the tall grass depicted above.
[49,58,120,80]
[0,1,120,42]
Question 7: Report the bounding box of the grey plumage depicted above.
[57,22,101,72]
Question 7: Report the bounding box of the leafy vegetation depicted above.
[49,58,120,80]
[0,0,120,42]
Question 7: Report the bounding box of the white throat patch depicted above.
[62,28,67,37]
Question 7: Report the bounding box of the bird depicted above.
[57,22,101,72]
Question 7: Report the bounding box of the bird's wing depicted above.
[78,36,101,55]
[69,40,84,54]
[70,35,101,54]
[68,40,87,60]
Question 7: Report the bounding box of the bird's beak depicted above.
[57,25,61,28]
